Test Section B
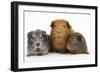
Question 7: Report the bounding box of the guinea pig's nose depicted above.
[57,32,61,38]
[36,43,40,46]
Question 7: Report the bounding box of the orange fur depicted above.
[50,19,75,53]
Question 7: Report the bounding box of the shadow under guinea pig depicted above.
[66,32,89,54]
[27,29,51,56]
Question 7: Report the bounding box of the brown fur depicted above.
[50,19,75,53]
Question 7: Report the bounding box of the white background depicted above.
[0,0,99,73]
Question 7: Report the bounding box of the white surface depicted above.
[18,3,95,68]
[0,0,100,73]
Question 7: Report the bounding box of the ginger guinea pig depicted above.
[50,19,74,53]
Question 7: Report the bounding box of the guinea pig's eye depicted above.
[31,37,35,40]
[73,39,77,43]
[41,36,44,40]
[53,25,55,27]
[63,25,66,28]
[32,37,34,39]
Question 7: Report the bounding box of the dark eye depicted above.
[53,25,55,28]
[32,37,34,39]
[41,36,43,40]
[31,37,34,41]
[63,25,65,28]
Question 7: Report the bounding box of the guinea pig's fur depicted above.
[27,29,50,56]
[66,32,88,54]
[50,19,75,53]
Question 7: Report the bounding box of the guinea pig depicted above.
[50,19,75,53]
[66,32,89,54]
[27,29,50,56]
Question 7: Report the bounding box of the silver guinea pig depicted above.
[66,32,89,54]
[27,29,50,56]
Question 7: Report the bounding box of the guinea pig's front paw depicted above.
[27,52,35,56]
[37,52,48,56]
[37,53,44,56]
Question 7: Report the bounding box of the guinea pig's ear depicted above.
[50,21,55,28]
[27,31,33,38]
[42,31,46,34]
[42,31,49,40]
[77,35,83,42]
[66,21,71,29]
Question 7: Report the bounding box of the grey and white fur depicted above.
[27,29,50,56]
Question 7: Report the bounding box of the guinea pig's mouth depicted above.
[36,48,41,51]
[35,48,44,56]
[54,42,62,45]
[57,42,62,45]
